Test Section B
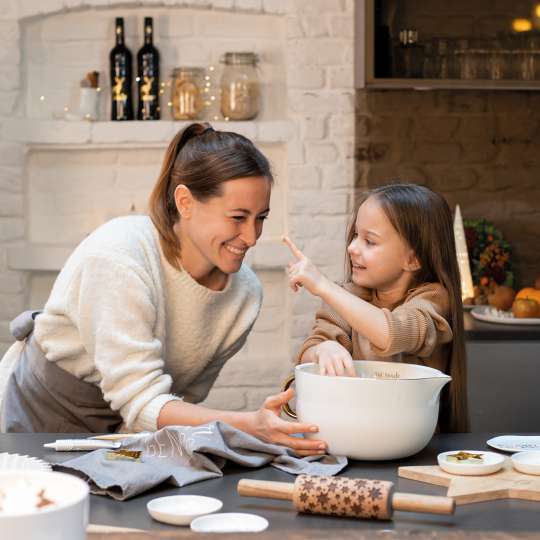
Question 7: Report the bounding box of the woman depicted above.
[0,123,325,456]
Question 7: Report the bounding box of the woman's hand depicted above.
[283,236,329,297]
[307,341,356,377]
[244,388,327,457]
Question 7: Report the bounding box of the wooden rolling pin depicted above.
[238,474,455,520]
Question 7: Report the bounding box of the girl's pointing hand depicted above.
[282,236,328,297]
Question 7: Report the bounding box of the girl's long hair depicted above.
[149,122,273,268]
[346,183,469,433]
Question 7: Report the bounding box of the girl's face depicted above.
[176,176,271,279]
[347,196,419,292]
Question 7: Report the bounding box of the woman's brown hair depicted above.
[149,123,273,268]
[346,183,469,433]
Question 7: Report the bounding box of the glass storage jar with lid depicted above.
[220,52,260,120]
[171,67,205,120]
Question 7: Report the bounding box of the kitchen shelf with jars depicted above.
[3,118,296,150]
[359,0,540,90]
[9,17,293,149]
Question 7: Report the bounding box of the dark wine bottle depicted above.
[109,17,133,121]
[137,17,160,120]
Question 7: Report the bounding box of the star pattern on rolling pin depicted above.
[293,475,393,520]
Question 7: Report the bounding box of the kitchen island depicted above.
[2,432,540,538]
[463,312,540,433]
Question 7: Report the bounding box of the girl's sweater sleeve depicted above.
[71,254,180,432]
[294,303,353,364]
[371,284,453,358]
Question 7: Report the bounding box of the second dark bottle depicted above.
[137,17,160,120]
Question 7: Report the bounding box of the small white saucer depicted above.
[190,513,269,533]
[487,435,540,453]
[511,451,540,475]
[437,450,505,476]
[147,495,222,526]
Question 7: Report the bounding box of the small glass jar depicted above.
[220,52,260,120]
[171,67,205,120]
[394,29,424,78]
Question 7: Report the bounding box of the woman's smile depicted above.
[223,242,248,257]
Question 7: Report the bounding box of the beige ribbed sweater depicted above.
[296,281,453,371]
[0,216,262,433]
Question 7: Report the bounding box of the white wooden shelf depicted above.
[7,238,291,273]
[2,119,296,149]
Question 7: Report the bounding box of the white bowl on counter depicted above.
[0,470,89,540]
[437,450,505,475]
[283,360,451,460]
[511,451,540,475]
[147,495,223,525]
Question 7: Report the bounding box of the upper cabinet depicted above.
[356,0,540,90]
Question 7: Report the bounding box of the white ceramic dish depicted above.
[437,450,505,475]
[0,470,89,540]
[463,304,487,311]
[190,513,269,533]
[487,435,540,452]
[284,360,451,460]
[471,306,540,325]
[147,495,222,526]
[511,451,540,475]
[0,452,51,472]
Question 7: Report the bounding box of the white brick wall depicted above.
[0,0,355,411]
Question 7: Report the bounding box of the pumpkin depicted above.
[516,288,540,305]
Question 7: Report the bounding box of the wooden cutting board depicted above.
[398,458,540,505]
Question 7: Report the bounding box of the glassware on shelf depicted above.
[171,67,205,120]
[395,29,425,78]
[220,52,260,121]
[487,40,508,80]
[434,38,457,79]
[422,39,436,78]
[455,38,489,80]
[513,32,540,80]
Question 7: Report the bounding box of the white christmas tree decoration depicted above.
[453,204,474,301]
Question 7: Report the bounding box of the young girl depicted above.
[284,183,469,433]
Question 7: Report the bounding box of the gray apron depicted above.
[1,311,123,433]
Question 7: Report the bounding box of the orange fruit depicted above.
[512,298,540,318]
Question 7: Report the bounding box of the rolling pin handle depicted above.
[392,492,455,515]
[237,479,295,501]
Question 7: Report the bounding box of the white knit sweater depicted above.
[3,216,262,432]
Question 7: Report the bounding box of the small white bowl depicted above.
[437,450,505,476]
[511,451,540,475]
[147,495,222,526]
[190,512,269,533]
[0,471,89,540]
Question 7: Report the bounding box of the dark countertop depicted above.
[3,432,540,537]
[464,311,540,341]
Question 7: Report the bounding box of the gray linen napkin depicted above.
[52,421,347,500]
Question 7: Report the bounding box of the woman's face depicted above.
[177,176,271,278]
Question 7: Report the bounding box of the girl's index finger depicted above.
[282,235,305,260]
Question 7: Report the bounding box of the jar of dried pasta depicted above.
[171,67,204,120]
[220,52,260,121]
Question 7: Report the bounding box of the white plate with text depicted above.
[487,436,540,453]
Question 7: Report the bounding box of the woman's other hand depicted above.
[245,388,327,457]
